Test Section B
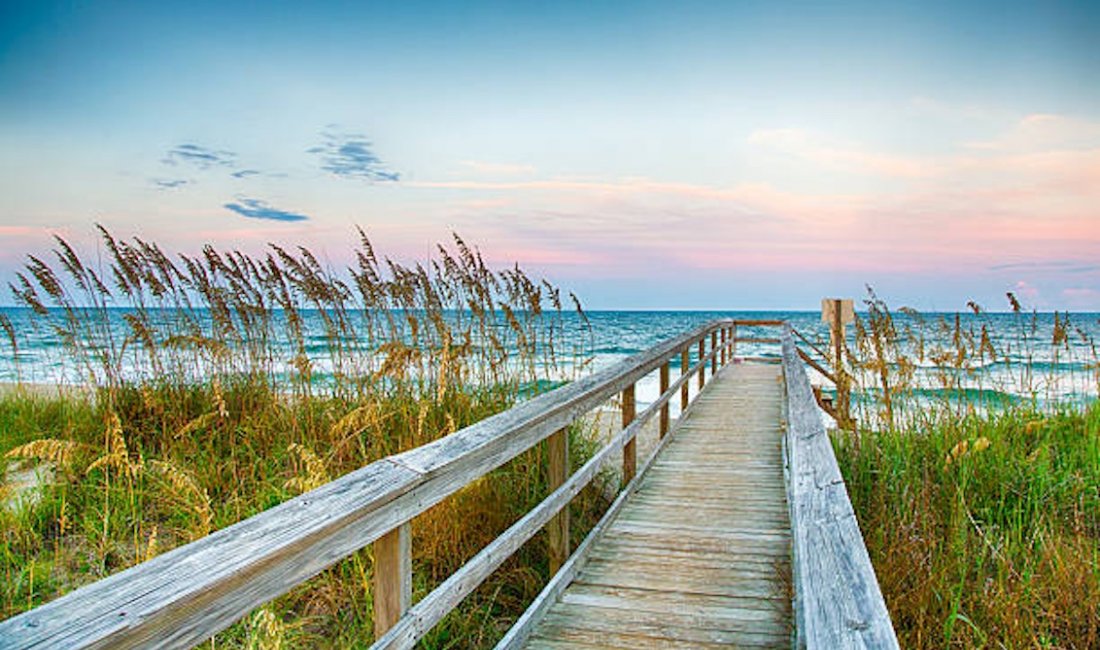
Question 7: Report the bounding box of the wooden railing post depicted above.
[711,331,718,374]
[697,339,705,390]
[373,522,411,639]
[731,324,737,360]
[546,428,569,574]
[680,347,689,411]
[621,384,636,484]
[659,361,670,438]
[823,298,855,430]
[720,327,727,365]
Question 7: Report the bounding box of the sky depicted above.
[1,1,1098,310]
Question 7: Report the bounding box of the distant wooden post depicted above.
[720,328,727,365]
[731,324,737,360]
[680,347,690,411]
[621,384,636,484]
[373,522,411,638]
[710,331,718,374]
[821,298,855,430]
[546,427,569,574]
[697,339,705,390]
[659,362,670,438]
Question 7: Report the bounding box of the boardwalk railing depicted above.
[0,318,897,649]
[0,319,750,650]
[781,326,899,649]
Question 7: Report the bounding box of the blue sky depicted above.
[1,0,1098,309]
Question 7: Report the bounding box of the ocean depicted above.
[1,308,1097,415]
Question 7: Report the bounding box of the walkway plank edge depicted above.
[781,330,899,649]
[509,363,794,649]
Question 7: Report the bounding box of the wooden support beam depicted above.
[823,298,855,430]
[546,428,569,575]
[0,319,744,650]
[697,339,705,390]
[373,522,411,639]
[797,347,838,384]
[710,331,718,374]
[658,362,670,438]
[720,328,727,365]
[782,331,898,648]
[621,384,636,484]
[680,347,689,412]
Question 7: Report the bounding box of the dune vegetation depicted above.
[0,228,609,647]
[0,229,1097,649]
[829,292,1099,649]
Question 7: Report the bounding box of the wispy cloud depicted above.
[230,169,261,179]
[967,114,1100,152]
[748,128,934,178]
[308,128,399,182]
[989,260,1100,274]
[162,143,238,169]
[151,178,189,190]
[460,160,537,176]
[223,198,309,222]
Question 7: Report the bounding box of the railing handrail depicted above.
[780,327,898,649]
[378,322,741,649]
[0,319,739,649]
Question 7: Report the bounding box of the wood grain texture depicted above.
[373,523,412,638]
[781,330,898,649]
[516,363,794,649]
[547,428,570,575]
[697,340,705,390]
[659,363,670,438]
[0,321,735,650]
[680,348,690,411]
[621,384,636,484]
[369,330,731,649]
[711,331,718,374]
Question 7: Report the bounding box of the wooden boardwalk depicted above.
[524,363,793,649]
[0,321,897,649]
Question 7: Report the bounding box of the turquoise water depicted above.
[1,308,1097,412]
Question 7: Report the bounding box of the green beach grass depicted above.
[0,229,612,648]
[827,293,1100,649]
[0,231,1097,648]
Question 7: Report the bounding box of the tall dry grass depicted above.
[0,227,606,647]
[810,290,1100,649]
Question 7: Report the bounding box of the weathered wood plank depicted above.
[658,363,669,438]
[547,428,569,575]
[513,364,793,650]
[781,329,899,649]
[541,604,790,646]
[560,584,786,622]
[374,523,412,637]
[0,458,422,650]
[0,321,737,650]
[534,610,789,649]
[736,336,783,344]
[679,347,689,411]
[621,384,636,484]
[732,319,786,326]
[494,383,690,650]
[710,331,718,374]
[697,339,705,389]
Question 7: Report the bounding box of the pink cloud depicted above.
[748,128,935,178]
[1012,280,1043,308]
[967,113,1100,152]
